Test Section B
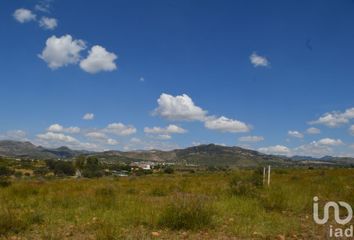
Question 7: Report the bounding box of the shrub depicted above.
[261,186,288,211]
[14,171,23,178]
[34,167,50,176]
[164,167,174,174]
[229,170,263,196]
[0,166,14,177]
[158,194,214,230]
[56,161,75,176]
[0,179,11,188]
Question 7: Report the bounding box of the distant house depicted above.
[111,170,129,177]
[130,162,155,171]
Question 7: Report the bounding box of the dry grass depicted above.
[0,169,353,239]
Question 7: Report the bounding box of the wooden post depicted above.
[267,165,271,187]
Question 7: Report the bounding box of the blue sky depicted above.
[0,0,353,156]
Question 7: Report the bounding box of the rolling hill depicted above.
[0,140,353,167]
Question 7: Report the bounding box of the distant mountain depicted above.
[0,140,86,159]
[95,144,293,167]
[0,141,353,167]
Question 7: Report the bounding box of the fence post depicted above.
[267,165,271,187]
[263,167,266,186]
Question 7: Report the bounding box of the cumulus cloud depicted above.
[47,124,80,133]
[80,45,117,74]
[317,138,343,146]
[306,127,321,134]
[104,123,137,136]
[309,107,354,127]
[258,145,290,155]
[37,132,78,143]
[39,35,86,69]
[154,93,207,121]
[144,124,186,135]
[39,17,58,30]
[349,125,354,136]
[106,139,119,145]
[250,52,269,67]
[153,134,172,140]
[86,132,107,140]
[0,130,27,141]
[83,113,95,120]
[85,131,119,145]
[35,0,52,13]
[238,135,264,142]
[204,116,250,133]
[293,142,332,157]
[13,8,36,23]
[288,130,304,138]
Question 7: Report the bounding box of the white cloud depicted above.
[293,142,332,157]
[309,107,354,127]
[144,124,187,135]
[39,17,58,30]
[39,35,86,69]
[13,8,36,23]
[250,52,269,67]
[205,116,250,133]
[86,132,107,140]
[47,124,80,134]
[107,139,119,145]
[83,113,95,120]
[349,125,354,135]
[35,0,51,13]
[0,130,27,141]
[85,131,119,145]
[80,45,117,74]
[288,130,304,138]
[317,138,343,146]
[238,135,264,142]
[37,132,78,143]
[154,134,172,140]
[291,138,344,157]
[306,127,321,134]
[104,123,137,136]
[154,93,207,121]
[258,145,290,155]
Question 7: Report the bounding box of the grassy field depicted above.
[0,168,353,239]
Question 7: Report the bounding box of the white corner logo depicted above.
[313,196,353,238]
[313,196,353,225]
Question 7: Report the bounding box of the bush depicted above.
[0,179,11,188]
[164,167,174,174]
[0,166,14,177]
[14,171,23,178]
[158,194,214,230]
[229,170,263,196]
[82,157,103,178]
[82,169,103,178]
[34,167,50,176]
[54,161,75,176]
[261,186,288,211]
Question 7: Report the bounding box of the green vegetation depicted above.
[0,167,353,239]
